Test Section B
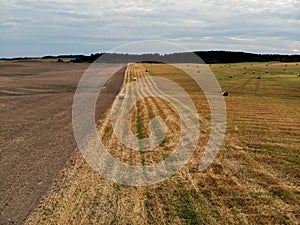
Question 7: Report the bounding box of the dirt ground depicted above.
[0,61,125,225]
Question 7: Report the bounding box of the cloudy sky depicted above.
[1,0,299,57]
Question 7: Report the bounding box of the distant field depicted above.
[24,62,300,224]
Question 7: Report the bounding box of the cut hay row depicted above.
[132,64,182,165]
[131,68,216,223]
[98,63,211,223]
[95,62,184,213]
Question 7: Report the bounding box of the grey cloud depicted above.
[0,0,299,57]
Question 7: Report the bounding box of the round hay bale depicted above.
[265,70,269,73]
[133,77,137,81]
[243,71,246,74]
[118,93,125,99]
[252,71,255,74]
[297,73,300,77]
[283,68,286,71]
[222,91,228,96]
[145,69,149,72]
[229,75,233,78]
[257,76,260,79]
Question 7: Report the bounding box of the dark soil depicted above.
[0,61,125,225]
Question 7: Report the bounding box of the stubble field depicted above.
[23,62,300,224]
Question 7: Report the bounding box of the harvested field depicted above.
[0,61,125,225]
[23,62,300,224]
[1,63,300,224]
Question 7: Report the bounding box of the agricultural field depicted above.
[23,62,300,224]
[0,61,125,225]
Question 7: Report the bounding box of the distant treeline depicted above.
[194,51,300,63]
[70,51,300,64]
[2,51,299,64]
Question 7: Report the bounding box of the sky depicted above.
[1,0,300,57]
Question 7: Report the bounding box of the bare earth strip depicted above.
[0,61,125,225]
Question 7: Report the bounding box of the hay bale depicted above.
[257,76,260,79]
[265,70,269,73]
[283,68,286,71]
[243,71,246,74]
[229,75,233,78]
[133,77,137,81]
[252,71,255,74]
[118,93,125,99]
[297,73,300,77]
[145,69,149,72]
[222,91,228,96]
